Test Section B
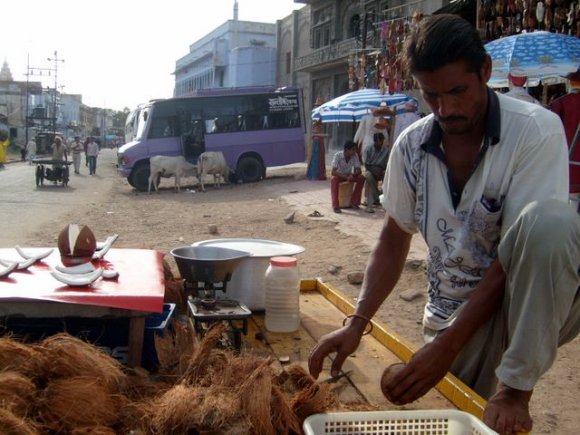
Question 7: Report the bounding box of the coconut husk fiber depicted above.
[0,408,40,435]
[154,318,195,377]
[37,376,120,432]
[181,323,230,386]
[38,333,126,392]
[69,426,117,435]
[238,360,275,435]
[0,371,37,417]
[146,384,246,434]
[274,364,337,425]
[0,337,47,379]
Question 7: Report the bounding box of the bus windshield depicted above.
[124,104,150,143]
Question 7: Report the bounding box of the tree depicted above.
[111,108,131,128]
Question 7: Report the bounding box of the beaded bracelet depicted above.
[342,313,374,335]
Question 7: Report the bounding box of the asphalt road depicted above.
[0,149,119,247]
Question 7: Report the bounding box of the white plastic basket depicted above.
[303,409,497,435]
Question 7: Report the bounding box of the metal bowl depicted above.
[170,246,250,283]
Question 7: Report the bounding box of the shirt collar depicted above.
[420,87,501,154]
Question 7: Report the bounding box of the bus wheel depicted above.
[130,163,151,192]
[236,156,263,183]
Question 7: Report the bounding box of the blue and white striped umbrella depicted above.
[311,89,416,123]
[485,31,580,81]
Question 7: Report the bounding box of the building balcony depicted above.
[295,37,369,72]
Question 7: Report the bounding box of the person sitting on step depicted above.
[330,140,365,213]
[363,132,389,213]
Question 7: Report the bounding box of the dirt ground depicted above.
[17,153,579,434]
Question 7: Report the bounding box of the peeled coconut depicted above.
[380,362,406,401]
[57,224,97,266]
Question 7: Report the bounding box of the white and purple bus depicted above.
[117,86,306,191]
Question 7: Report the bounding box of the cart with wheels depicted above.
[32,159,73,187]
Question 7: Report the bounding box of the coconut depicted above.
[380,362,406,401]
[0,337,46,379]
[0,372,37,417]
[37,377,119,432]
[39,333,125,392]
[0,408,39,435]
[57,223,97,266]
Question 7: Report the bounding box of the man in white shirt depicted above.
[393,100,421,143]
[86,137,99,175]
[503,74,541,105]
[69,136,84,174]
[309,14,579,435]
[330,140,365,213]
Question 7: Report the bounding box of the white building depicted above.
[173,2,277,96]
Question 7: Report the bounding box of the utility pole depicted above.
[25,53,30,146]
[47,51,64,138]
[26,60,56,152]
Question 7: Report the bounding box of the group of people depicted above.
[316,13,579,435]
[26,135,100,176]
[330,93,421,214]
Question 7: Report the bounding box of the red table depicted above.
[0,248,165,367]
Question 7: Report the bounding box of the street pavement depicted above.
[272,166,428,262]
[2,152,427,261]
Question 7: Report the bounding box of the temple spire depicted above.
[0,59,13,81]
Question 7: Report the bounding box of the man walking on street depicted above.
[69,136,83,174]
[86,137,99,175]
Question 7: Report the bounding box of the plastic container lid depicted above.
[191,238,304,258]
[270,256,297,267]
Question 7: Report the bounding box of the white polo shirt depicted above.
[382,90,568,330]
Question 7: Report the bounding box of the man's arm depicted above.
[309,216,412,378]
[331,167,347,181]
[383,259,506,404]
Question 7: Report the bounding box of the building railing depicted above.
[295,38,360,71]
[295,35,385,71]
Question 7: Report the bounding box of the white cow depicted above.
[197,152,230,191]
[148,155,198,194]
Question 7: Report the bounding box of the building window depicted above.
[286,52,291,75]
[312,5,332,49]
[313,22,331,48]
[350,14,361,38]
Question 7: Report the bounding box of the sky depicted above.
[3,0,305,112]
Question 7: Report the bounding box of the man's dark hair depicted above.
[403,14,487,76]
[373,132,385,143]
[344,140,356,150]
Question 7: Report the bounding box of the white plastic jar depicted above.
[264,256,300,332]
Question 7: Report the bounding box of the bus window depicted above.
[149,116,178,138]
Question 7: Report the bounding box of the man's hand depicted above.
[381,339,457,404]
[308,325,363,379]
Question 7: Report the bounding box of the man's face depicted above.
[344,147,354,158]
[414,58,491,136]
